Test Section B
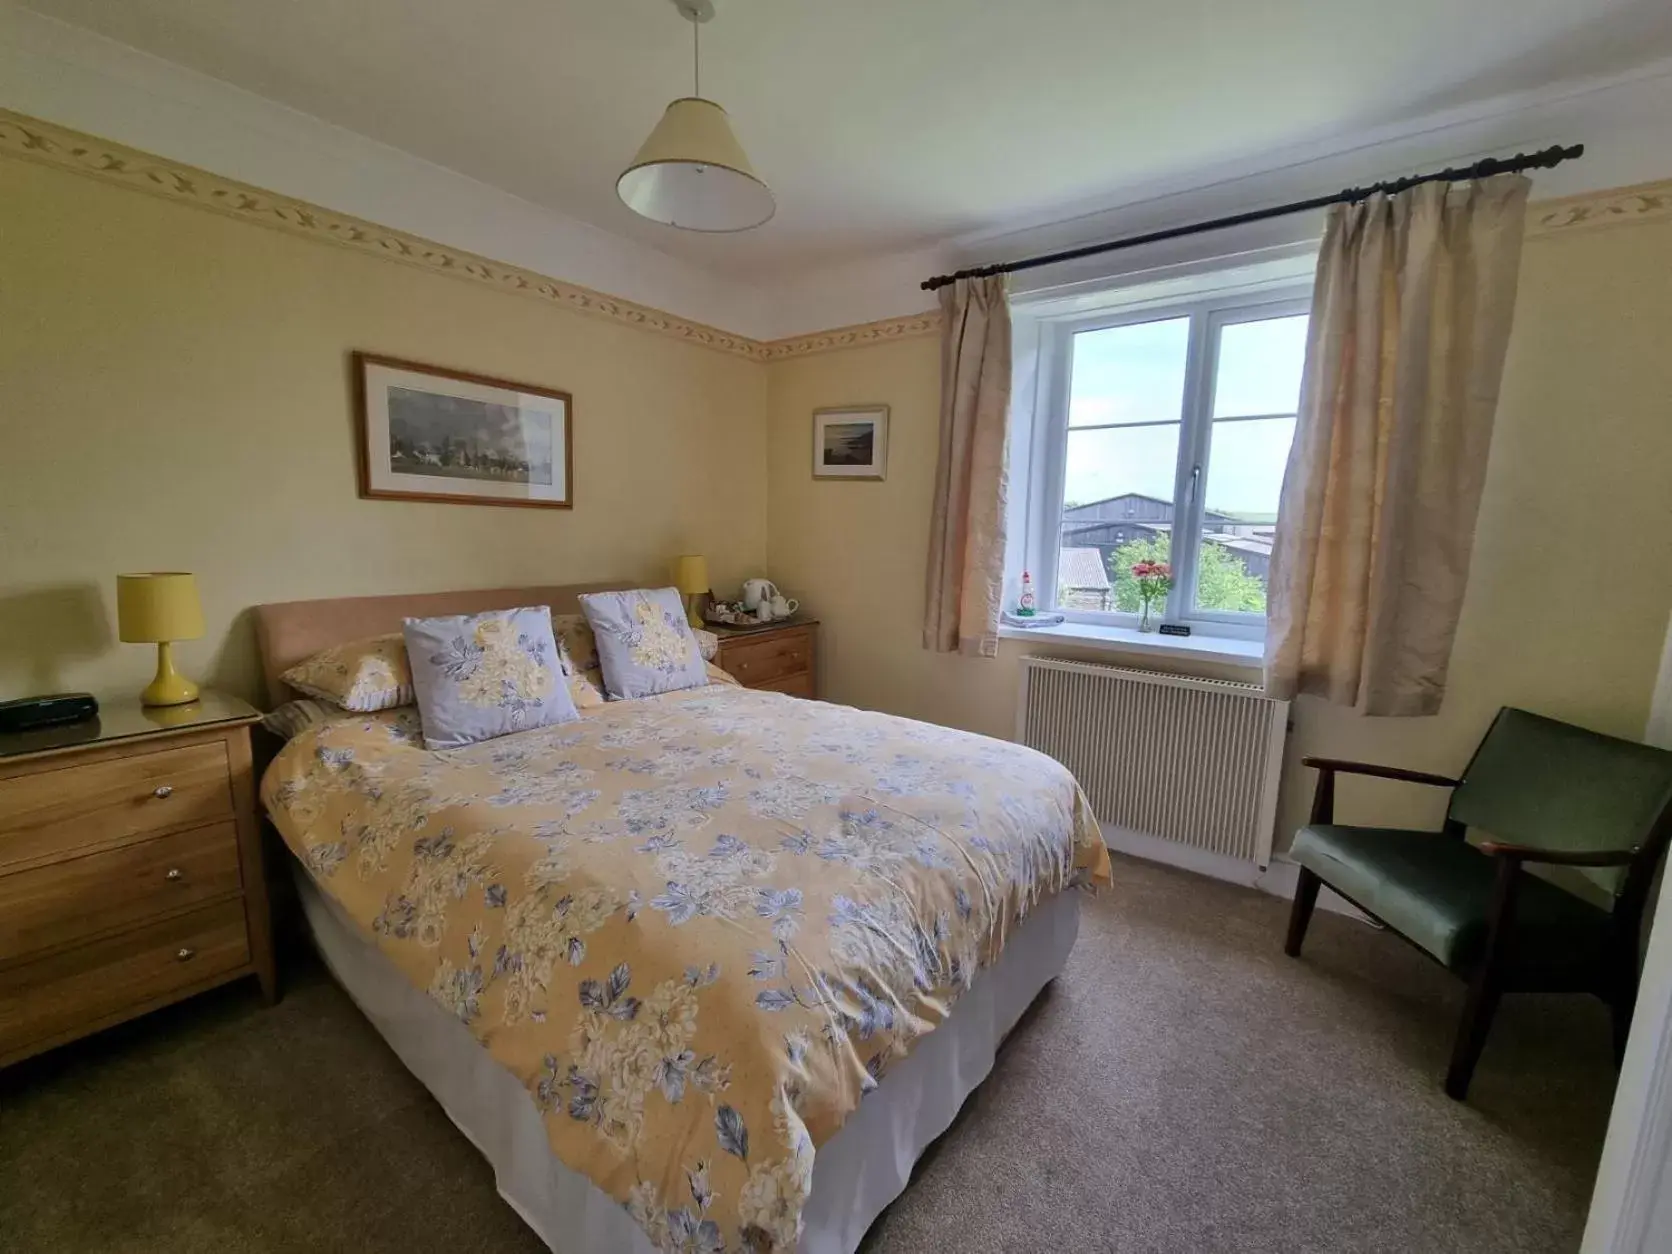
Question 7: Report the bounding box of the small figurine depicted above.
[1017,570,1037,617]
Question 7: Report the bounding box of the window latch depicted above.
[1187,464,1201,507]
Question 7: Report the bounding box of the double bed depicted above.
[254,583,1110,1254]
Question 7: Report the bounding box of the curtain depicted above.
[923,276,1012,657]
[1264,174,1531,715]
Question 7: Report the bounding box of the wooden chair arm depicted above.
[1478,841,1636,868]
[1304,757,1460,826]
[1302,757,1460,788]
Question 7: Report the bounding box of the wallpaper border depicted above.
[0,109,766,361]
[761,312,943,360]
[2,108,1663,358]
[1525,178,1672,238]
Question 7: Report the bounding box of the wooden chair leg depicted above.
[1611,993,1635,1067]
[1285,867,1321,957]
[1446,966,1503,1101]
[1611,947,1641,1067]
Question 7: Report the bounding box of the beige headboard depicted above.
[252,581,633,707]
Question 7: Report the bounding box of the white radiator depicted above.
[1017,656,1289,869]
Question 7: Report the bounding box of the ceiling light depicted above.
[617,0,774,233]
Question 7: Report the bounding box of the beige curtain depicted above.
[1265,174,1530,715]
[923,276,1012,657]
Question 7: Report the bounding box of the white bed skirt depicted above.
[296,866,1081,1254]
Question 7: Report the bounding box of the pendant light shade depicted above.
[618,97,774,232]
[618,1,772,233]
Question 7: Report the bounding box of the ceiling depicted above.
[23,0,1672,279]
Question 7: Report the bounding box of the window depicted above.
[1017,271,1311,639]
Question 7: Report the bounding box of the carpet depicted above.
[0,856,1612,1253]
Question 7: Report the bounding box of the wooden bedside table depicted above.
[0,690,275,1067]
[709,619,819,698]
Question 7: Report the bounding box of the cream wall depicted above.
[766,210,1672,848]
[0,155,767,705]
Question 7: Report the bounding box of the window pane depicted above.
[1193,416,1295,614]
[1212,314,1308,418]
[1057,424,1180,612]
[1068,316,1190,427]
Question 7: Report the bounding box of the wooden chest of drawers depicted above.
[0,693,274,1067]
[710,620,818,698]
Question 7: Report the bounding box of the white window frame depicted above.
[1017,270,1312,642]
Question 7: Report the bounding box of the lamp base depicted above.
[141,641,200,707]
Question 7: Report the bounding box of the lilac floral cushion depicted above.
[577,587,708,700]
[403,606,578,750]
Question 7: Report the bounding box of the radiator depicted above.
[1017,657,1289,868]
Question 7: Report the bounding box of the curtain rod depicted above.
[920,144,1584,293]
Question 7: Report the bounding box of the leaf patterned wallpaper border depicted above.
[2,108,1665,361]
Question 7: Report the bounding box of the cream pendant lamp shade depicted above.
[618,98,774,232]
[618,0,773,233]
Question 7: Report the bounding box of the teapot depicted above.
[769,594,799,620]
[741,578,777,611]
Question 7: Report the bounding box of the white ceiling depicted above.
[20,0,1672,281]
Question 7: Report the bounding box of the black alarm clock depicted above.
[0,693,100,734]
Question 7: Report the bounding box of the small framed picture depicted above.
[812,405,889,480]
[354,352,572,508]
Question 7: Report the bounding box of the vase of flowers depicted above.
[1132,559,1172,632]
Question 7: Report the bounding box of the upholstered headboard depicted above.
[252,581,633,707]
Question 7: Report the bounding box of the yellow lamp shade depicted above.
[671,554,710,595]
[117,573,205,643]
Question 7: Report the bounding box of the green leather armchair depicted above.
[1284,707,1672,1100]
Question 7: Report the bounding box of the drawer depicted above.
[723,631,813,686]
[0,898,249,1060]
[0,741,232,872]
[754,672,815,699]
[0,821,243,961]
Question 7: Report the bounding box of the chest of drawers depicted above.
[0,692,274,1066]
[710,620,818,698]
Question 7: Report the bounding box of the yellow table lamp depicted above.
[671,554,709,629]
[117,572,206,706]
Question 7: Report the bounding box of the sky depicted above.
[1063,313,1306,518]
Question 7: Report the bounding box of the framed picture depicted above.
[812,405,889,480]
[354,352,572,508]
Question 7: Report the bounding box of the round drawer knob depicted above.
[175,946,196,962]
[153,785,174,799]
[165,868,184,882]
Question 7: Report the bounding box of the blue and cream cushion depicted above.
[281,633,413,712]
[402,607,579,750]
[577,587,709,700]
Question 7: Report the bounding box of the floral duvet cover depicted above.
[262,684,1110,1253]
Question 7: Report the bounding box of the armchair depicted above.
[1284,707,1672,1100]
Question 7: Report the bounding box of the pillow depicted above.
[403,606,578,750]
[692,628,719,662]
[551,612,607,710]
[260,698,344,741]
[578,587,709,700]
[281,633,413,711]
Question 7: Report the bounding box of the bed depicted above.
[254,583,1111,1254]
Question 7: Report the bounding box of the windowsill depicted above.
[997,620,1264,669]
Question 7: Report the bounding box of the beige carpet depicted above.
[0,856,1613,1253]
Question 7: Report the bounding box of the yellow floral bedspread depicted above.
[262,685,1110,1252]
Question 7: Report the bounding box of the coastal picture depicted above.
[812,405,889,479]
[355,353,571,508]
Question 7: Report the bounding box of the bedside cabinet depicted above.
[710,620,819,698]
[0,691,275,1067]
